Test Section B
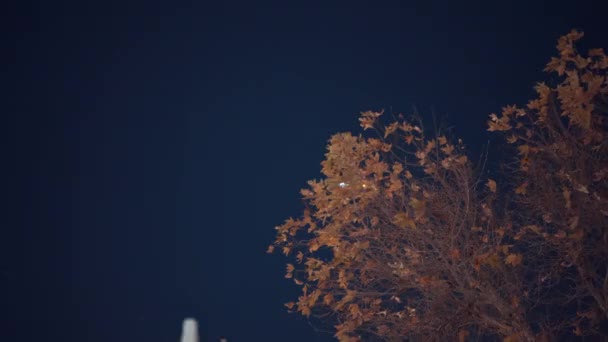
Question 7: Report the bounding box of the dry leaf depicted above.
[515,182,528,195]
[456,155,468,164]
[510,296,520,308]
[458,329,469,342]
[393,212,416,229]
[285,263,295,278]
[487,179,497,193]
[505,253,523,266]
[441,144,455,155]
[323,293,334,306]
[450,248,461,260]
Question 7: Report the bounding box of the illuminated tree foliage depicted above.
[488,30,608,338]
[270,113,533,341]
[269,30,607,341]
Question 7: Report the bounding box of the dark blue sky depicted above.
[4,1,606,341]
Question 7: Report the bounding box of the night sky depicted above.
[4,1,606,341]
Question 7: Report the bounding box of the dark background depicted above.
[3,1,606,341]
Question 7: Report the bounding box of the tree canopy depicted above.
[269,30,608,341]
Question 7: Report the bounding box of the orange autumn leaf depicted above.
[441,144,454,155]
[510,296,520,309]
[323,293,334,306]
[515,182,528,195]
[285,263,295,278]
[485,253,501,269]
[381,143,392,152]
[393,212,416,229]
[455,155,468,165]
[418,276,433,286]
[300,305,311,317]
[505,253,523,266]
[349,303,362,318]
[458,329,470,342]
[487,179,497,193]
[409,197,426,220]
[359,110,383,130]
[384,122,399,138]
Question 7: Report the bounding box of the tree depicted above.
[269,30,608,340]
[270,110,533,341]
[488,29,608,338]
